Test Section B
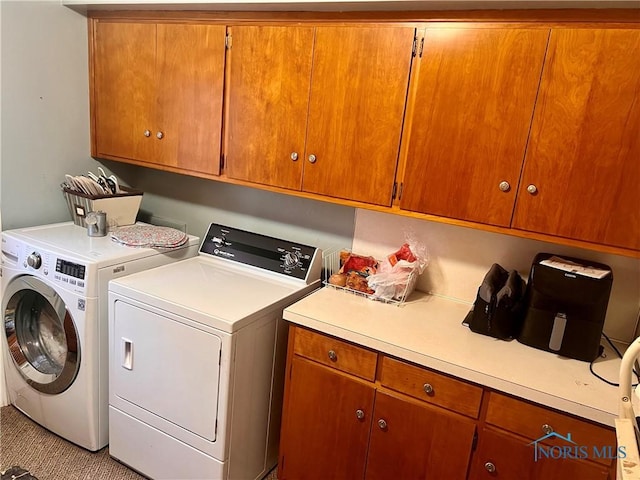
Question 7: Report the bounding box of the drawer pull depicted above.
[542,424,554,435]
[484,462,496,473]
[378,419,388,430]
[328,350,338,362]
[423,383,434,395]
[356,409,365,420]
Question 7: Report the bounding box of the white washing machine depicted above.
[108,223,322,480]
[1,222,199,451]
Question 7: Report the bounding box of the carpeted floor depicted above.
[0,406,278,480]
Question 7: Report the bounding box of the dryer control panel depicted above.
[199,223,320,283]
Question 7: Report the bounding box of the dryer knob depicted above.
[27,252,42,269]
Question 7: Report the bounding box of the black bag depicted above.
[466,263,526,340]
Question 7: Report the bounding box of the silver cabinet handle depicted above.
[156,131,164,140]
[356,409,365,420]
[484,462,496,473]
[542,423,553,435]
[308,154,317,164]
[499,181,510,192]
[423,383,434,395]
[527,184,538,194]
[328,350,337,362]
[290,152,298,161]
[143,130,151,137]
[378,419,387,429]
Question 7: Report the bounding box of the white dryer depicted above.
[108,223,322,480]
[1,222,199,451]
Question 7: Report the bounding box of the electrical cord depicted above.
[589,332,640,387]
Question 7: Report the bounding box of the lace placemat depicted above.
[111,225,188,249]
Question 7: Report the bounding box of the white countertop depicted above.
[283,287,624,428]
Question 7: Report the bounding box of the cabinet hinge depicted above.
[215,418,218,435]
[225,33,232,49]
[392,182,398,200]
[472,429,478,451]
[412,36,417,57]
[418,37,425,58]
[219,349,222,366]
[393,182,403,201]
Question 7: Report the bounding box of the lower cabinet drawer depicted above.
[485,392,616,467]
[292,326,378,381]
[378,355,483,418]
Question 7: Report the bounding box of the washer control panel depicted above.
[200,223,319,282]
[1,236,87,293]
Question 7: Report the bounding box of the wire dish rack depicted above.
[322,249,418,305]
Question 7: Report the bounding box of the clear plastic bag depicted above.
[366,235,429,302]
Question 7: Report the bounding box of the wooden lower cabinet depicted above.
[469,428,612,480]
[279,327,477,479]
[366,390,476,480]
[279,356,375,479]
[279,327,617,480]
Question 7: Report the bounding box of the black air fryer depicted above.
[517,253,613,362]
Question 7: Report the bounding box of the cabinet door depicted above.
[302,26,414,206]
[93,22,156,162]
[512,29,640,250]
[365,390,476,480]
[155,24,226,176]
[226,26,314,189]
[279,356,375,480]
[469,428,611,480]
[400,27,549,226]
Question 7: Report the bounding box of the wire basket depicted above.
[322,249,418,305]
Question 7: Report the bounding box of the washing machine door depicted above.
[3,276,81,394]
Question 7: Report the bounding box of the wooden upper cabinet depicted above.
[155,24,226,176]
[225,24,414,206]
[512,28,640,251]
[400,27,549,226]
[302,26,414,206]
[92,20,226,177]
[225,26,314,190]
[93,22,156,163]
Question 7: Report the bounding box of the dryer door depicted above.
[3,276,81,394]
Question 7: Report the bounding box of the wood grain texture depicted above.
[156,23,226,176]
[512,28,640,250]
[93,21,225,176]
[302,25,414,206]
[485,392,616,466]
[279,356,375,480]
[365,390,477,480]
[225,25,313,189]
[469,428,611,480]
[379,355,483,418]
[293,327,378,381]
[94,22,156,162]
[400,26,549,227]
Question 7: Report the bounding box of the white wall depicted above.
[0,0,356,406]
[353,209,640,343]
[1,0,94,230]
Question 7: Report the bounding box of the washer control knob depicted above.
[284,251,300,267]
[27,252,42,269]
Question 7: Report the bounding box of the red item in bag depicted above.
[388,243,416,267]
